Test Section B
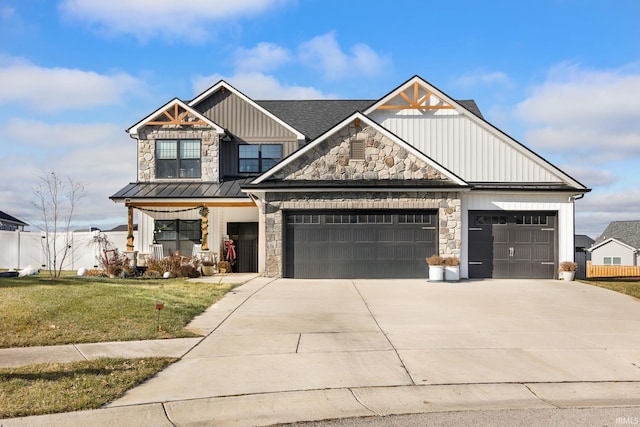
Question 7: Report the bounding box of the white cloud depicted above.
[4,119,121,148]
[192,72,331,100]
[0,5,15,20]
[298,32,389,80]
[451,70,513,89]
[0,60,143,112]
[517,62,640,161]
[234,42,291,72]
[557,165,617,188]
[575,189,640,238]
[59,0,288,42]
[0,120,135,229]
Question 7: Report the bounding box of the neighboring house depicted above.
[111,75,589,279]
[588,221,640,266]
[0,210,28,231]
[575,234,595,279]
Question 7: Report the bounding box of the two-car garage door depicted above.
[285,210,437,279]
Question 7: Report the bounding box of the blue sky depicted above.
[0,0,639,238]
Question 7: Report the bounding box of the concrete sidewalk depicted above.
[0,273,259,369]
[2,277,640,426]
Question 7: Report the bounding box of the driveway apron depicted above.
[109,278,640,407]
[110,278,413,405]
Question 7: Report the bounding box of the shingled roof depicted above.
[256,99,484,141]
[594,220,640,249]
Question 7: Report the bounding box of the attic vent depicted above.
[350,139,365,160]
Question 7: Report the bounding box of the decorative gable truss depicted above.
[127,98,226,138]
[376,81,457,114]
[127,99,227,182]
[366,76,587,188]
[252,112,467,187]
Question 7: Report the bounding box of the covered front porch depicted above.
[111,181,260,273]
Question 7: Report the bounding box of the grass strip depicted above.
[0,358,175,419]
[579,278,640,299]
[0,275,236,347]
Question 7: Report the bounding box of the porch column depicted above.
[200,205,209,251]
[126,205,134,251]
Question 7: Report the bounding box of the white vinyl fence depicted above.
[0,230,132,271]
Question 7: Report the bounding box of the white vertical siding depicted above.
[369,110,562,183]
[461,192,575,278]
[138,212,155,253]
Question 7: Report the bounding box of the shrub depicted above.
[218,260,231,271]
[444,257,460,266]
[142,269,162,279]
[559,261,578,272]
[425,255,444,266]
[142,254,201,278]
[178,264,200,278]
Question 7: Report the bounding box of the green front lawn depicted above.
[0,273,237,419]
[0,358,175,419]
[0,274,236,347]
[579,278,640,300]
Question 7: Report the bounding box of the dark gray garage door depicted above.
[468,211,557,279]
[285,210,437,279]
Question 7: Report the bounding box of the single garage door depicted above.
[468,211,557,279]
[285,210,437,278]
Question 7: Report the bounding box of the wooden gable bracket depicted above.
[377,82,456,110]
[147,103,208,126]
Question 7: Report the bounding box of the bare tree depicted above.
[33,171,85,278]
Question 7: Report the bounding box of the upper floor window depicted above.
[156,139,201,179]
[239,144,282,173]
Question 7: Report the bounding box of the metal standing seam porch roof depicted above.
[110,178,253,201]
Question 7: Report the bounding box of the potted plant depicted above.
[558,261,578,281]
[426,254,445,282]
[218,260,231,274]
[444,256,460,282]
[201,260,215,276]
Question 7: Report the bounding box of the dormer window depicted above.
[239,144,282,173]
[156,139,201,179]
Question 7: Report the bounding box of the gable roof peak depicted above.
[251,110,468,187]
[595,220,640,249]
[127,97,225,137]
[188,80,306,140]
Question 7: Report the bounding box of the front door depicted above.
[227,222,258,273]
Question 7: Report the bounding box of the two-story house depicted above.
[111,75,589,279]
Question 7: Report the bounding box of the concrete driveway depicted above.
[108,277,640,425]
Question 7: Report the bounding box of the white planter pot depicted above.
[560,271,575,281]
[445,266,460,282]
[428,265,444,282]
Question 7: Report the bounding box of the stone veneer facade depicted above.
[136,126,220,182]
[261,191,462,277]
[256,121,462,277]
[273,124,448,181]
